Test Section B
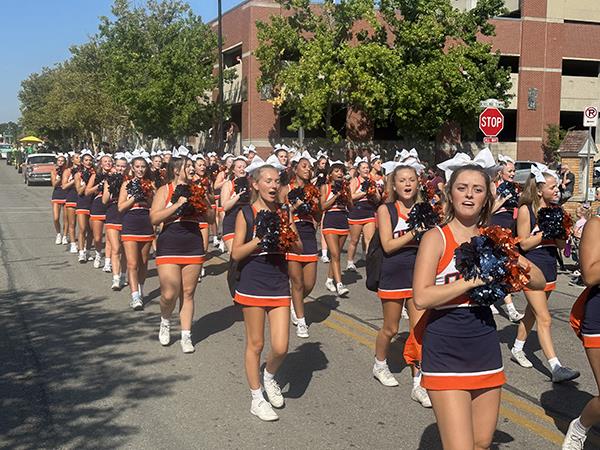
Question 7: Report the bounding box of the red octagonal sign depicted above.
[479,107,504,137]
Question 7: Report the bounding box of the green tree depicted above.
[542,123,568,165]
[97,0,219,141]
[255,0,511,142]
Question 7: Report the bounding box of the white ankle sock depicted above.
[263,370,275,382]
[105,257,111,265]
[506,302,517,314]
[321,249,327,257]
[161,317,170,326]
[251,388,263,401]
[374,358,387,369]
[181,329,191,339]
[297,317,306,327]
[413,370,422,388]
[347,260,354,265]
[112,274,120,281]
[513,339,525,352]
[548,357,561,371]
[326,277,333,283]
[573,417,590,436]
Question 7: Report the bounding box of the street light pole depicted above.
[217,0,224,154]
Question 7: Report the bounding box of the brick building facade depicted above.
[211,0,600,162]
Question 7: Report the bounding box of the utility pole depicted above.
[217,0,224,154]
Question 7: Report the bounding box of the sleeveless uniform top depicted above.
[286,180,318,263]
[324,183,349,212]
[420,225,505,391]
[222,178,251,241]
[64,167,79,207]
[521,204,558,291]
[377,202,418,300]
[120,179,154,242]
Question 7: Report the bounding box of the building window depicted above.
[562,59,600,77]
[560,111,596,138]
[223,45,242,68]
[499,55,519,74]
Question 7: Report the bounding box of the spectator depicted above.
[559,164,575,203]
[595,187,600,216]
[569,204,591,287]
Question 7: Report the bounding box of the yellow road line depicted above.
[321,318,376,350]
[502,390,556,426]
[327,310,378,337]
[499,405,564,445]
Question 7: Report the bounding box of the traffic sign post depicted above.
[583,106,598,202]
[479,106,504,153]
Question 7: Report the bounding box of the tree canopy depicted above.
[255,0,512,142]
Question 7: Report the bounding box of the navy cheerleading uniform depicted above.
[105,201,122,231]
[75,169,94,216]
[322,183,349,235]
[571,286,600,348]
[377,202,418,301]
[285,181,319,263]
[155,183,205,266]
[51,184,66,205]
[222,178,250,242]
[121,179,154,242]
[64,169,79,208]
[490,207,516,235]
[520,205,558,292]
[234,205,291,308]
[348,176,377,226]
[90,194,108,221]
[420,225,505,391]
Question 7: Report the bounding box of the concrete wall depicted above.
[548,0,600,23]
[560,76,600,111]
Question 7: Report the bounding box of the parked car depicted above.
[0,143,13,160]
[514,160,535,186]
[23,153,56,186]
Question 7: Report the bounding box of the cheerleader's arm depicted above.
[580,217,600,286]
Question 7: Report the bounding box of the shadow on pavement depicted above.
[278,342,328,399]
[191,304,243,345]
[0,287,187,449]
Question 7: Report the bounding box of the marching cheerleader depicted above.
[150,156,214,353]
[413,164,545,450]
[75,151,95,263]
[220,157,249,253]
[372,165,430,408]
[193,155,215,277]
[50,154,68,245]
[118,156,155,311]
[103,154,128,290]
[313,153,330,263]
[510,164,580,382]
[346,159,380,271]
[62,153,80,253]
[489,155,524,322]
[86,154,113,270]
[320,162,352,296]
[564,216,600,449]
[231,164,301,421]
[213,153,234,250]
[279,153,320,338]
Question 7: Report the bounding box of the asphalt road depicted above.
[1,161,599,449]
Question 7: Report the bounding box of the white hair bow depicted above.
[498,154,514,164]
[221,152,234,161]
[316,149,328,159]
[124,152,133,163]
[243,144,256,155]
[81,149,93,157]
[354,156,369,166]
[329,159,345,166]
[245,155,266,176]
[399,148,419,162]
[531,163,558,184]
[207,152,217,158]
[370,154,381,162]
[163,148,172,155]
[291,150,316,165]
[266,154,287,170]
[437,148,496,180]
[114,152,126,160]
[273,143,289,153]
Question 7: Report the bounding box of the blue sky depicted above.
[0,0,243,123]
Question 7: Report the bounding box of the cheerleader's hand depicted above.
[175,196,188,206]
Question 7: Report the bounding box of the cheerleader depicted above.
[75,151,95,263]
[320,162,352,296]
[313,153,330,263]
[193,154,214,277]
[510,164,580,382]
[118,156,155,310]
[563,216,600,449]
[413,164,545,450]
[103,154,128,290]
[220,157,249,253]
[213,153,234,250]
[279,153,320,338]
[231,164,301,421]
[150,156,214,353]
[86,154,113,270]
[62,153,80,253]
[372,165,430,408]
[50,154,68,245]
[346,159,380,271]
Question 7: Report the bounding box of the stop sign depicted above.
[479,107,504,137]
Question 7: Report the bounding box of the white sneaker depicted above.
[346,261,357,272]
[111,276,121,291]
[490,304,500,315]
[263,378,284,408]
[62,235,69,245]
[201,267,205,278]
[373,364,399,387]
[321,255,330,263]
[93,254,102,269]
[250,399,279,422]
[325,278,336,293]
[336,282,349,297]
[120,274,128,286]
[562,418,587,450]
[55,233,62,245]
[180,335,195,353]
[212,236,219,247]
[69,242,78,253]
[218,240,226,253]
[401,305,409,320]
[78,250,87,263]
[130,293,144,311]
[297,322,309,338]
[87,252,95,261]
[102,261,112,273]
[511,348,533,368]
[159,321,170,346]
[290,303,298,326]
[507,309,525,323]
[411,385,432,408]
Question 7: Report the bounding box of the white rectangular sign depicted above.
[584,106,598,127]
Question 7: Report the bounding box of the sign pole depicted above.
[587,125,593,202]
